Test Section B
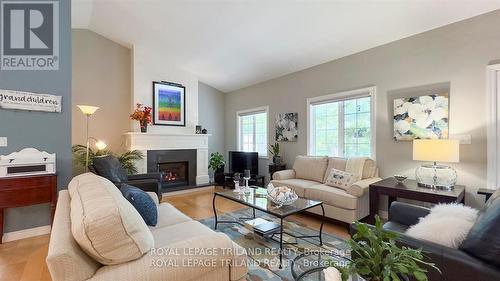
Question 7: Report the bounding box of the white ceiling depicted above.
[73,0,500,92]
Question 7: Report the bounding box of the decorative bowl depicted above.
[267,184,298,206]
[394,174,408,183]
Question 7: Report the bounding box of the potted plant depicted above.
[329,216,440,281]
[72,145,144,174]
[208,152,225,185]
[269,142,281,164]
[130,103,152,133]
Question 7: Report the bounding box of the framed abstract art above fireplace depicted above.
[153,81,186,126]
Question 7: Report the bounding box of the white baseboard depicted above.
[2,225,51,243]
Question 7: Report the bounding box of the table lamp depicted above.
[413,139,459,189]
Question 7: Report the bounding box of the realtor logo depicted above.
[0,0,59,70]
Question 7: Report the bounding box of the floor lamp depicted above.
[77,105,106,171]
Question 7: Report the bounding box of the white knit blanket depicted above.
[345,157,368,177]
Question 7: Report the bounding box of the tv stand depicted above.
[222,172,265,188]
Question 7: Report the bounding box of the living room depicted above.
[0,1,499,281]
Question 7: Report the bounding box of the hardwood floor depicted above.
[0,186,349,281]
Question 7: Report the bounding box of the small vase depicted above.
[140,120,148,133]
[273,156,281,164]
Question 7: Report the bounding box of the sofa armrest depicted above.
[146,192,160,205]
[128,172,163,182]
[347,177,382,197]
[123,179,162,201]
[89,233,247,281]
[389,202,430,226]
[272,169,296,180]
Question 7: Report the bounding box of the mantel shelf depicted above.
[124,132,212,137]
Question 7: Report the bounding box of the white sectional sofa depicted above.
[271,156,381,223]
[46,173,247,281]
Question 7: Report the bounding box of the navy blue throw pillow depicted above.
[120,184,158,226]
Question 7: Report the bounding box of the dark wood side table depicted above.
[477,188,495,202]
[0,174,57,243]
[269,163,287,180]
[368,178,465,224]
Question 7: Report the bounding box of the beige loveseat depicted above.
[46,173,247,281]
[271,156,381,223]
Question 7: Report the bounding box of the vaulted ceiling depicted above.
[73,0,500,92]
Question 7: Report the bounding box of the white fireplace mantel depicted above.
[124,132,211,185]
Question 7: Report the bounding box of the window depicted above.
[237,106,268,157]
[308,87,375,158]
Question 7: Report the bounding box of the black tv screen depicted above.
[228,151,258,175]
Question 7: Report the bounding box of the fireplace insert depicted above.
[157,161,189,188]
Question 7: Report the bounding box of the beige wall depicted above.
[225,10,500,208]
[72,29,131,159]
[199,82,226,176]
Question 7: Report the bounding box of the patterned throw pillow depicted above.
[325,168,360,189]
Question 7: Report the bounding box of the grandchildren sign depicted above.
[0,89,62,113]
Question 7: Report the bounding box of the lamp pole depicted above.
[85,113,90,171]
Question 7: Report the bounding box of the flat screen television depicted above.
[228,151,259,175]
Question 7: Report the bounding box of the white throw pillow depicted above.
[325,168,359,190]
[406,204,478,249]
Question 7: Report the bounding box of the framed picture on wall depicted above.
[153,81,186,126]
[393,93,449,140]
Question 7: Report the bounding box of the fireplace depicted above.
[158,161,189,187]
[147,149,197,191]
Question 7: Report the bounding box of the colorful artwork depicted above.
[275,112,298,142]
[393,93,449,140]
[153,81,185,126]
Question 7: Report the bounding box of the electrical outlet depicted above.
[0,137,6,147]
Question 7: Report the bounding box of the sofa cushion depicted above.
[69,173,154,265]
[323,157,347,182]
[151,203,192,229]
[120,184,158,226]
[151,220,216,248]
[271,179,319,197]
[362,158,378,179]
[460,188,500,267]
[324,168,360,190]
[305,184,358,210]
[293,156,328,182]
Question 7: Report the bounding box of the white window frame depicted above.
[307,86,376,159]
[236,105,269,158]
[487,64,500,190]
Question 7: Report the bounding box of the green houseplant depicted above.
[269,142,281,164]
[333,216,440,281]
[72,145,144,175]
[208,152,225,185]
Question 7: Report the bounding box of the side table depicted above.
[477,188,495,202]
[268,163,286,180]
[0,174,57,243]
[368,178,465,224]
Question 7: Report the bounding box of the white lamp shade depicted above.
[77,105,99,115]
[413,139,459,163]
[95,140,107,150]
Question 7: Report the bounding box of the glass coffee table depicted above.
[212,187,325,268]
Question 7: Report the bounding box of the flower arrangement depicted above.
[130,103,152,132]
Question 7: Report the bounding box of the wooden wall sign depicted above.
[0,89,62,113]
